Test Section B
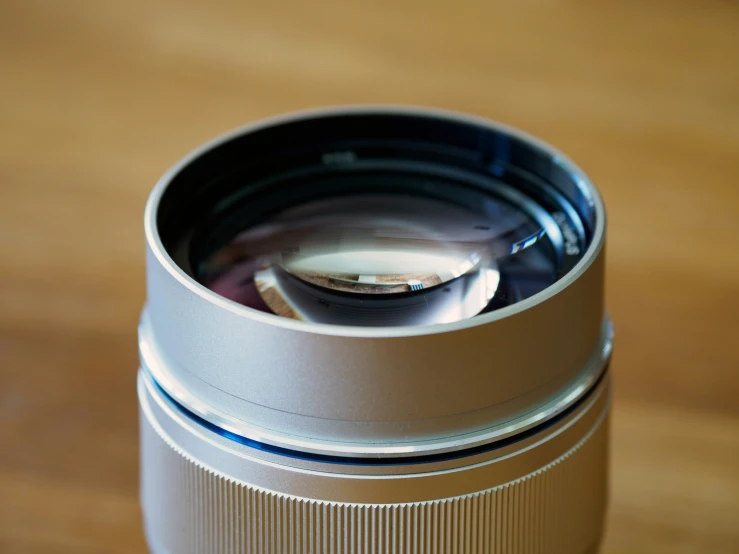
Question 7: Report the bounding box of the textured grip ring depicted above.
[140,372,609,554]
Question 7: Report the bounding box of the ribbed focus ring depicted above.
[141,405,608,554]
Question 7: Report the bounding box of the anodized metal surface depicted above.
[140,369,610,553]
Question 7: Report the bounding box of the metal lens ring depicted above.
[156,109,595,328]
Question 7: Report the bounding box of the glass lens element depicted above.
[197,194,556,327]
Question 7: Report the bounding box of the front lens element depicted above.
[198,192,559,326]
[157,110,594,329]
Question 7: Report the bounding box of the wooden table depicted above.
[1,1,737,552]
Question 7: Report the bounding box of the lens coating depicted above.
[197,191,559,327]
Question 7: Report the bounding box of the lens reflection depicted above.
[197,194,556,326]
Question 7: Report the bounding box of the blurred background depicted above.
[1,1,738,552]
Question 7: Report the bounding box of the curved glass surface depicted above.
[197,193,560,327]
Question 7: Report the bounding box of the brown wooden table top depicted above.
[1,1,738,552]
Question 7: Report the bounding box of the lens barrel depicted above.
[139,106,611,554]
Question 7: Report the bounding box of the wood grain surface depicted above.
[1,1,738,552]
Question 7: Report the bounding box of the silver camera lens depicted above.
[139,107,611,554]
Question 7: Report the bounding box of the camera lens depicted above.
[140,107,611,554]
